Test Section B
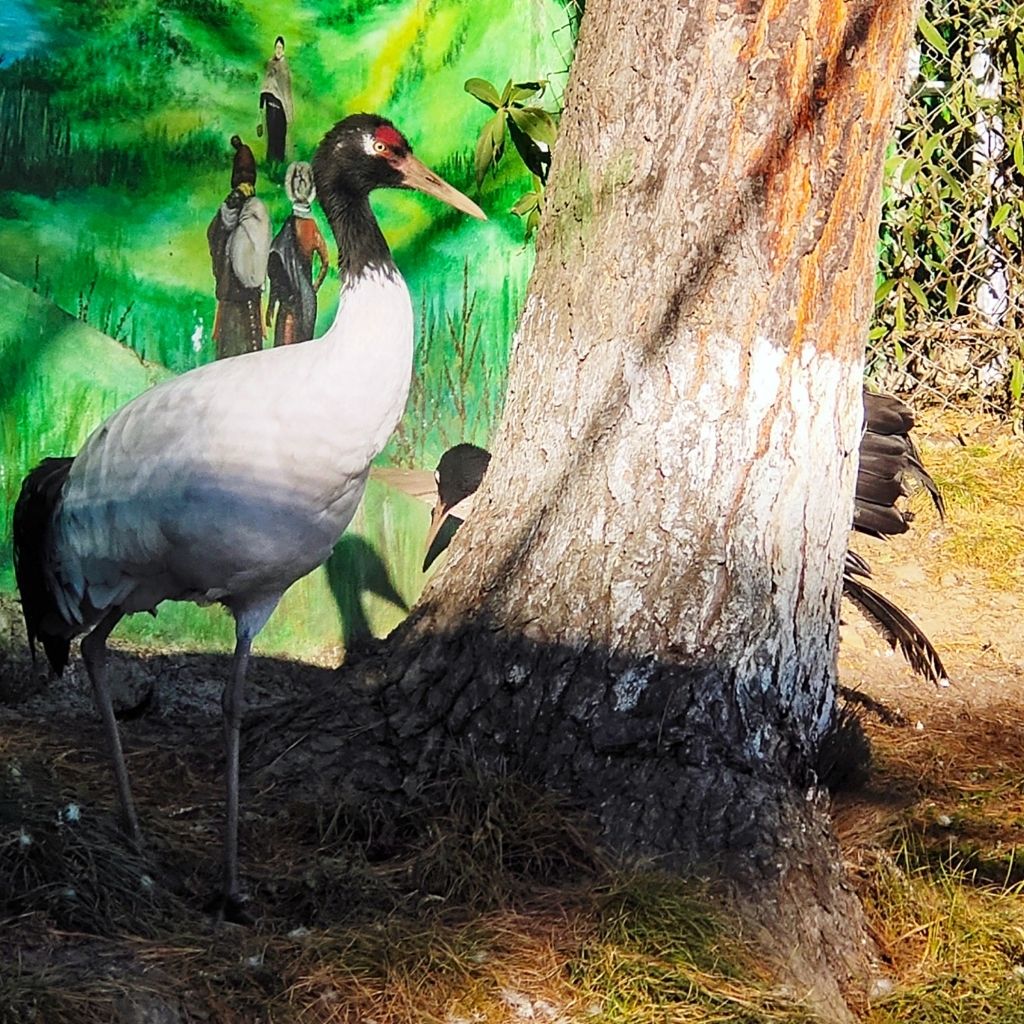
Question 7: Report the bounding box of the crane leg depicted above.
[80,609,142,847]
[217,632,252,923]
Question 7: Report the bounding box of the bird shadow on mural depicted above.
[325,534,409,648]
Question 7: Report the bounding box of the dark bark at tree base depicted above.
[247,621,872,1020]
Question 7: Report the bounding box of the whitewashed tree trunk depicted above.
[253,2,920,1015]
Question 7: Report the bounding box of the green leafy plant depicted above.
[509,179,545,239]
[465,76,557,236]
[869,2,1024,423]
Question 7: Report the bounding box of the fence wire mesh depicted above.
[868,1,1024,419]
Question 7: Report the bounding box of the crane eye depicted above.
[373,140,388,155]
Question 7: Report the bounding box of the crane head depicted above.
[423,443,492,571]
[314,113,486,220]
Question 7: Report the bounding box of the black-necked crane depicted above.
[393,391,948,686]
[12,113,485,921]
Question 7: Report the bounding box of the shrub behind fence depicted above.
[869,1,1024,420]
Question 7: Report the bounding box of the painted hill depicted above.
[0,272,430,658]
[0,270,172,573]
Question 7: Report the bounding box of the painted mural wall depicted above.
[0,0,574,659]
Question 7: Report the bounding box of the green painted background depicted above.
[0,0,573,659]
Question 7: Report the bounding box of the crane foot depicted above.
[204,891,255,926]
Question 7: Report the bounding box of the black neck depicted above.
[320,189,397,283]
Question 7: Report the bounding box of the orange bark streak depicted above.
[795,3,915,354]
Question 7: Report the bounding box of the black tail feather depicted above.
[842,569,949,687]
[13,457,73,675]
[849,391,949,685]
[844,549,872,579]
[860,390,945,531]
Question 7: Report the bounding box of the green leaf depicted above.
[901,223,917,260]
[474,111,506,183]
[510,80,547,103]
[900,157,921,185]
[917,13,949,55]
[945,279,958,316]
[490,111,507,152]
[474,129,493,184]
[906,279,929,311]
[894,293,906,334]
[499,79,513,107]
[508,106,558,148]
[884,155,904,178]
[1011,358,1024,404]
[1013,134,1024,176]
[874,277,898,303]
[893,336,905,366]
[464,77,501,110]
[990,202,1011,230]
[511,191,540,217]
[936,167,964,201]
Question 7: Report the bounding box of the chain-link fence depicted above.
[867,1,1024,420]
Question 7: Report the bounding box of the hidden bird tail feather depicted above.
[842,571,949,686]
[12,457,73,676]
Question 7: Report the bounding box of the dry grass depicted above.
[858,846,1024,1024]
[0,720,823,1024]
[7,694,1022,1023]
[910,411,1024,590]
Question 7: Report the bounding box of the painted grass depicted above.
[0,273,171,554]
[0,272,437,660]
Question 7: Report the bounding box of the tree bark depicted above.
[250,1,919,1017]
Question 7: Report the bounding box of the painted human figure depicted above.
[207,136,272,359]
[267,161,330,345]
[259,36,293,164]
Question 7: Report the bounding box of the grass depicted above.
[859,846,1024,1024]
[908,413,1024,591]
[4,672,1024,1021]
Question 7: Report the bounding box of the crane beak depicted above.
[422,500,459,572]
[397,155,487,220]
[422,490,479,572]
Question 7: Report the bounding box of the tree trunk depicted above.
[251,1,918,1017]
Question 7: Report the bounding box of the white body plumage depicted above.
[50,268,412,636]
